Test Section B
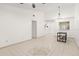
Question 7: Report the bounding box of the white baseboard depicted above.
[0,38,32,49]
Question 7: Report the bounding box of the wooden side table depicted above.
[57,32,67,43]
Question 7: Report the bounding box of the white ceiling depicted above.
[0,3,75,11]
[0,3,76,19]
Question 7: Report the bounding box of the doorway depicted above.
[32,21,37,39]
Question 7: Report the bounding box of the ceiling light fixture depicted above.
[32,3,46,8]
[32,3,35,8]
[58,5,61,18]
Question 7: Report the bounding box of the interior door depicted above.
[32,21,37,39]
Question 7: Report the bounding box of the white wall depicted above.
[0,4,46,48]
[74,4,79,46]
[0,5,33,47]
[44,20,56,35]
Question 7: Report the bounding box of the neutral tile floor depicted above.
[0,34,79,56]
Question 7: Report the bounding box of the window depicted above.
[59,21,70,30]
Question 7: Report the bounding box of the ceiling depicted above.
[0,3,76,18]
[0,3,75,11]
